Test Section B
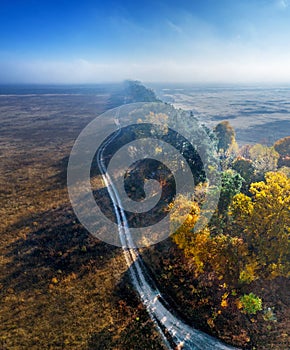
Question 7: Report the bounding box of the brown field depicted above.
[0,93,164,349]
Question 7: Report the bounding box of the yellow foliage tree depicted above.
[230,172,290,278]
[171,195,248,285]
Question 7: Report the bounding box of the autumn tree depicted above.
[274,136,290,167]
[213,121,238,170]
[214,121,237,153]
[229,172,290,278]
[278,166,290,178]
[171,192,248,287]
[248,144,279,177]
[238,144,252,159]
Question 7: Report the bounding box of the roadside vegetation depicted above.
[142,122,290,349]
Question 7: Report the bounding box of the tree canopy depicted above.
[230,172,290,278]
[214,121,237,153]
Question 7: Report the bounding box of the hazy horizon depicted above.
[1,1,290,84]
[0,81,290,87]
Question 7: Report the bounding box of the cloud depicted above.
[277,0,289,9]
[167,20,183,34]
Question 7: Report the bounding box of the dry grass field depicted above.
[0,90,164,349]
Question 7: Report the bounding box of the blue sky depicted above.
[1,0,290,83]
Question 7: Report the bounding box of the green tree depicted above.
[218,170,244,215]
[239,293,262,315]
[232,157,255,191]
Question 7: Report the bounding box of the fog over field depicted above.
[150,84,290,146]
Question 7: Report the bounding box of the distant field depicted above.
[0,86,164,349]
[149,84,290,146]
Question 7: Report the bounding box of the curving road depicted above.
[96,114,238,350]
